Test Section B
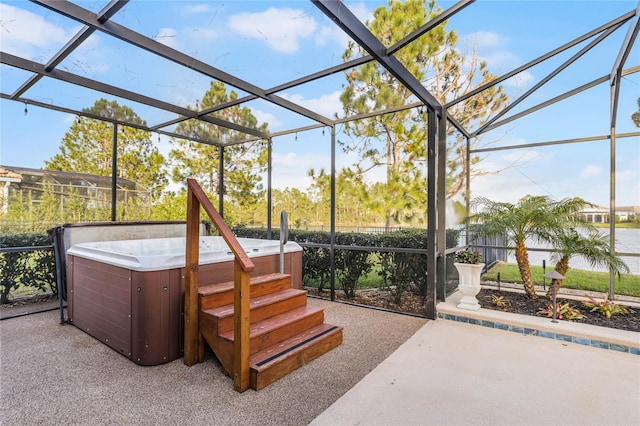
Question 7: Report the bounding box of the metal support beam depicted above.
[446,11,633,109]
[267,138,273,240]
[609,8,637,129]
[313,0,443,116]
[111,123,118,221]
[436,109,447,302]
[32,0,334,127]
[610,3,640,86]
[11,1,128,98]
[0,92,231,148]
[464,135,471,245]
[330,125,336,302]
[481,75,609,133]
[609,82,617,300]
[150,0,471,131]
[388,0,474,55]
[474,24,620,137]
[218,146,225,217]
[609,131,617,300]
[473,131,639,154]
[1,52,268,140]
[426,109,438,319]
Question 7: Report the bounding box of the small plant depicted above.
[537,302,584,321]
[487,294,510,308]
[582,293,631,319]
[454,249,483,264]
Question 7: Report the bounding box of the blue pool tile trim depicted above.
[437,312,639,355]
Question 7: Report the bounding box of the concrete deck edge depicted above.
[438,291,640,355]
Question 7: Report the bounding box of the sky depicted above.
[0,0,639,209]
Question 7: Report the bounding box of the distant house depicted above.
[0,165,149,214]
[0,167,23,213]
[579,205,640,223]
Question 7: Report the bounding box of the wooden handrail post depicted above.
[184,184,200,366]
[184,178,254,391]
[233,261,251,392]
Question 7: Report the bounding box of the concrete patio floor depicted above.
[1,294,639,425]
[0,298,426,425]
[311,317,640,425]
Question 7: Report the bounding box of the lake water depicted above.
[506,228,640,275]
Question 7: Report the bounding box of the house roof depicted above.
[0,166,22,181]
[0,165,145,191]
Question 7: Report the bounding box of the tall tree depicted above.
[46,99,167,198]
[467,195,592,299]
[632,97,640,127]
[338,0,508,226]
[169,81,269,206]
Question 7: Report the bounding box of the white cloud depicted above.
[616,167,640,206]
[315,25,351,48]
[269,146,390,191]
[280,91,342,118]
[581,164,602,178]
[314,1,372,49]
[346,2,374,24]
[315,1,383,50]
[251,109,281,130]
[227,8,317,53]
[463,31,512,56]
[503,71,534,88]
[470,31,503,49]
[502,149,543,164]
[188,27,218,40]
[0,4,77,61]
[461,30,535,89]
[271,152,320,189]
[153,28,180,49]
[181,4,211,16]
[0,4,108,76]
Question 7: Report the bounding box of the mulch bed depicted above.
[478,288,640,332]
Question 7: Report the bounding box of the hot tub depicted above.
[66,236,302,365]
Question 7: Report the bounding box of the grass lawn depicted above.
[591,222,640,229]
[482,261,640,297]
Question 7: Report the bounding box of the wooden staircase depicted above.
[198,273,343,390]
[184,178,342,391]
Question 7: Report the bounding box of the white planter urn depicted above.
[454,262,485,311]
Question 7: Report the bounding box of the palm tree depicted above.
[546,228,630,297]
[467,195,592,299]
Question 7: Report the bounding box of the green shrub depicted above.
[375,230,427,303]
[582,293,631,318]
[537,302,584,321]
[233,226,460,301]
[334,233,373,298]
[0,232,56,304]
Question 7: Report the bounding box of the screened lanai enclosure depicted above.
[1,0,639,319]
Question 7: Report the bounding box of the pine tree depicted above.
[45,99,167,199]
[338,0,508,226]
[169,82,268,207]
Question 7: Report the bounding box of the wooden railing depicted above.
[184,178,255,392]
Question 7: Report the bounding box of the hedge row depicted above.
[233,227,460,303]
[0,228,459,306]
[0,232,56,304]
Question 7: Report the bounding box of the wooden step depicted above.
[197,271,343,391]
[199,273,291,310]
[202,288,308,334]
[219,306,326,355]
[249,323,344,390]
